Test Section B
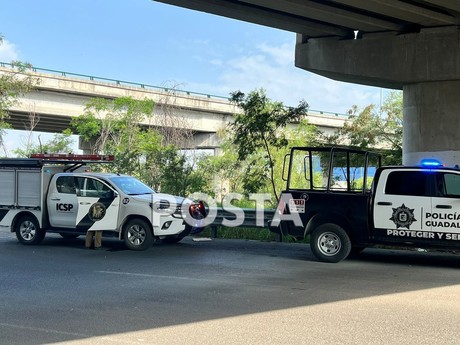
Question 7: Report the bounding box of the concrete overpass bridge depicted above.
[154,0,460,165]
[1,63,347,150]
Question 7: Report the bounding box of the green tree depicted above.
[200,110,318,204]
[322,91,403,165]
[151,146,208,196]
[13,130,75,157]
[195,136,248,198]
[71,96,155,175]
[379,91,403,164]
[228,89,309,201]
[0,35,40,155]
[272,119,320,193]
[342,104,381,148]
[71,96,207,196]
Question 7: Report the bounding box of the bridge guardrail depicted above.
[0,61,229,102]
[0,61,349,118]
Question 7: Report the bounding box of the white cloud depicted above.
[256,42,293,67]
[209,59,223,66]
[0,39,20,62]
[184,41,391,114]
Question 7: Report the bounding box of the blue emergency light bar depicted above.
[420,159,443,167]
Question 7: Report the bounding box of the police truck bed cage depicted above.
[283,146,382,193]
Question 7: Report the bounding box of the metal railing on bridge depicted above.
[0,61,229,102]
[0,61,348,118]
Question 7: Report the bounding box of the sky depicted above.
[0,0,392,154]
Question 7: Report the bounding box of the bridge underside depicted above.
[155,0,460,165]
[6,110,218,151]
[2,65,347,153]
[6,111,71,133]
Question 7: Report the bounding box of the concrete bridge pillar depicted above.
[404,80,460,166]
[295,26,460,166]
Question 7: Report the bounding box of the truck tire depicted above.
[310,223,351,263]
[15,215,45,245]
[122,219,154,251]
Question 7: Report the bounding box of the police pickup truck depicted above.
[271,147,460,262]
[0,154,205,250]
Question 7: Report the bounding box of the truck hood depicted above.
[130,193,185,205]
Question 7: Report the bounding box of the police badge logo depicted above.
[390,204,416,229]
[88,202,106,221]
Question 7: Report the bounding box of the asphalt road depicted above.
[1,231,460,345]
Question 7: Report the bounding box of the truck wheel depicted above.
[15,215,45,245]
[310,224,351,263]
[122,219,154,251]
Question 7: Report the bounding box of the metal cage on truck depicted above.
[282,146,382,193]
[272,147,382,262]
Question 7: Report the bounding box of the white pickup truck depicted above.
[271,147,460,262]
[0,154,205,250]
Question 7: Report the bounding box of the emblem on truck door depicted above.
[88,202,106,221]
[390,204,417,229]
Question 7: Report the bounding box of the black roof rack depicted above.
[0,158,43,168]
[0,154,114,169]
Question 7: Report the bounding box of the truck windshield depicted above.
[108,176,155,195]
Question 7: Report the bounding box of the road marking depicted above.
[192,237,212,241]
[96,270,309,291]
[96,270,220,283]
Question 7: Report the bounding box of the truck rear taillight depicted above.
[189,201,207,220]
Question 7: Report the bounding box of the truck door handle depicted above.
[377,202,392,206]
[436,205,452,209]
[50,198,60,201]
[80,202,91,205]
